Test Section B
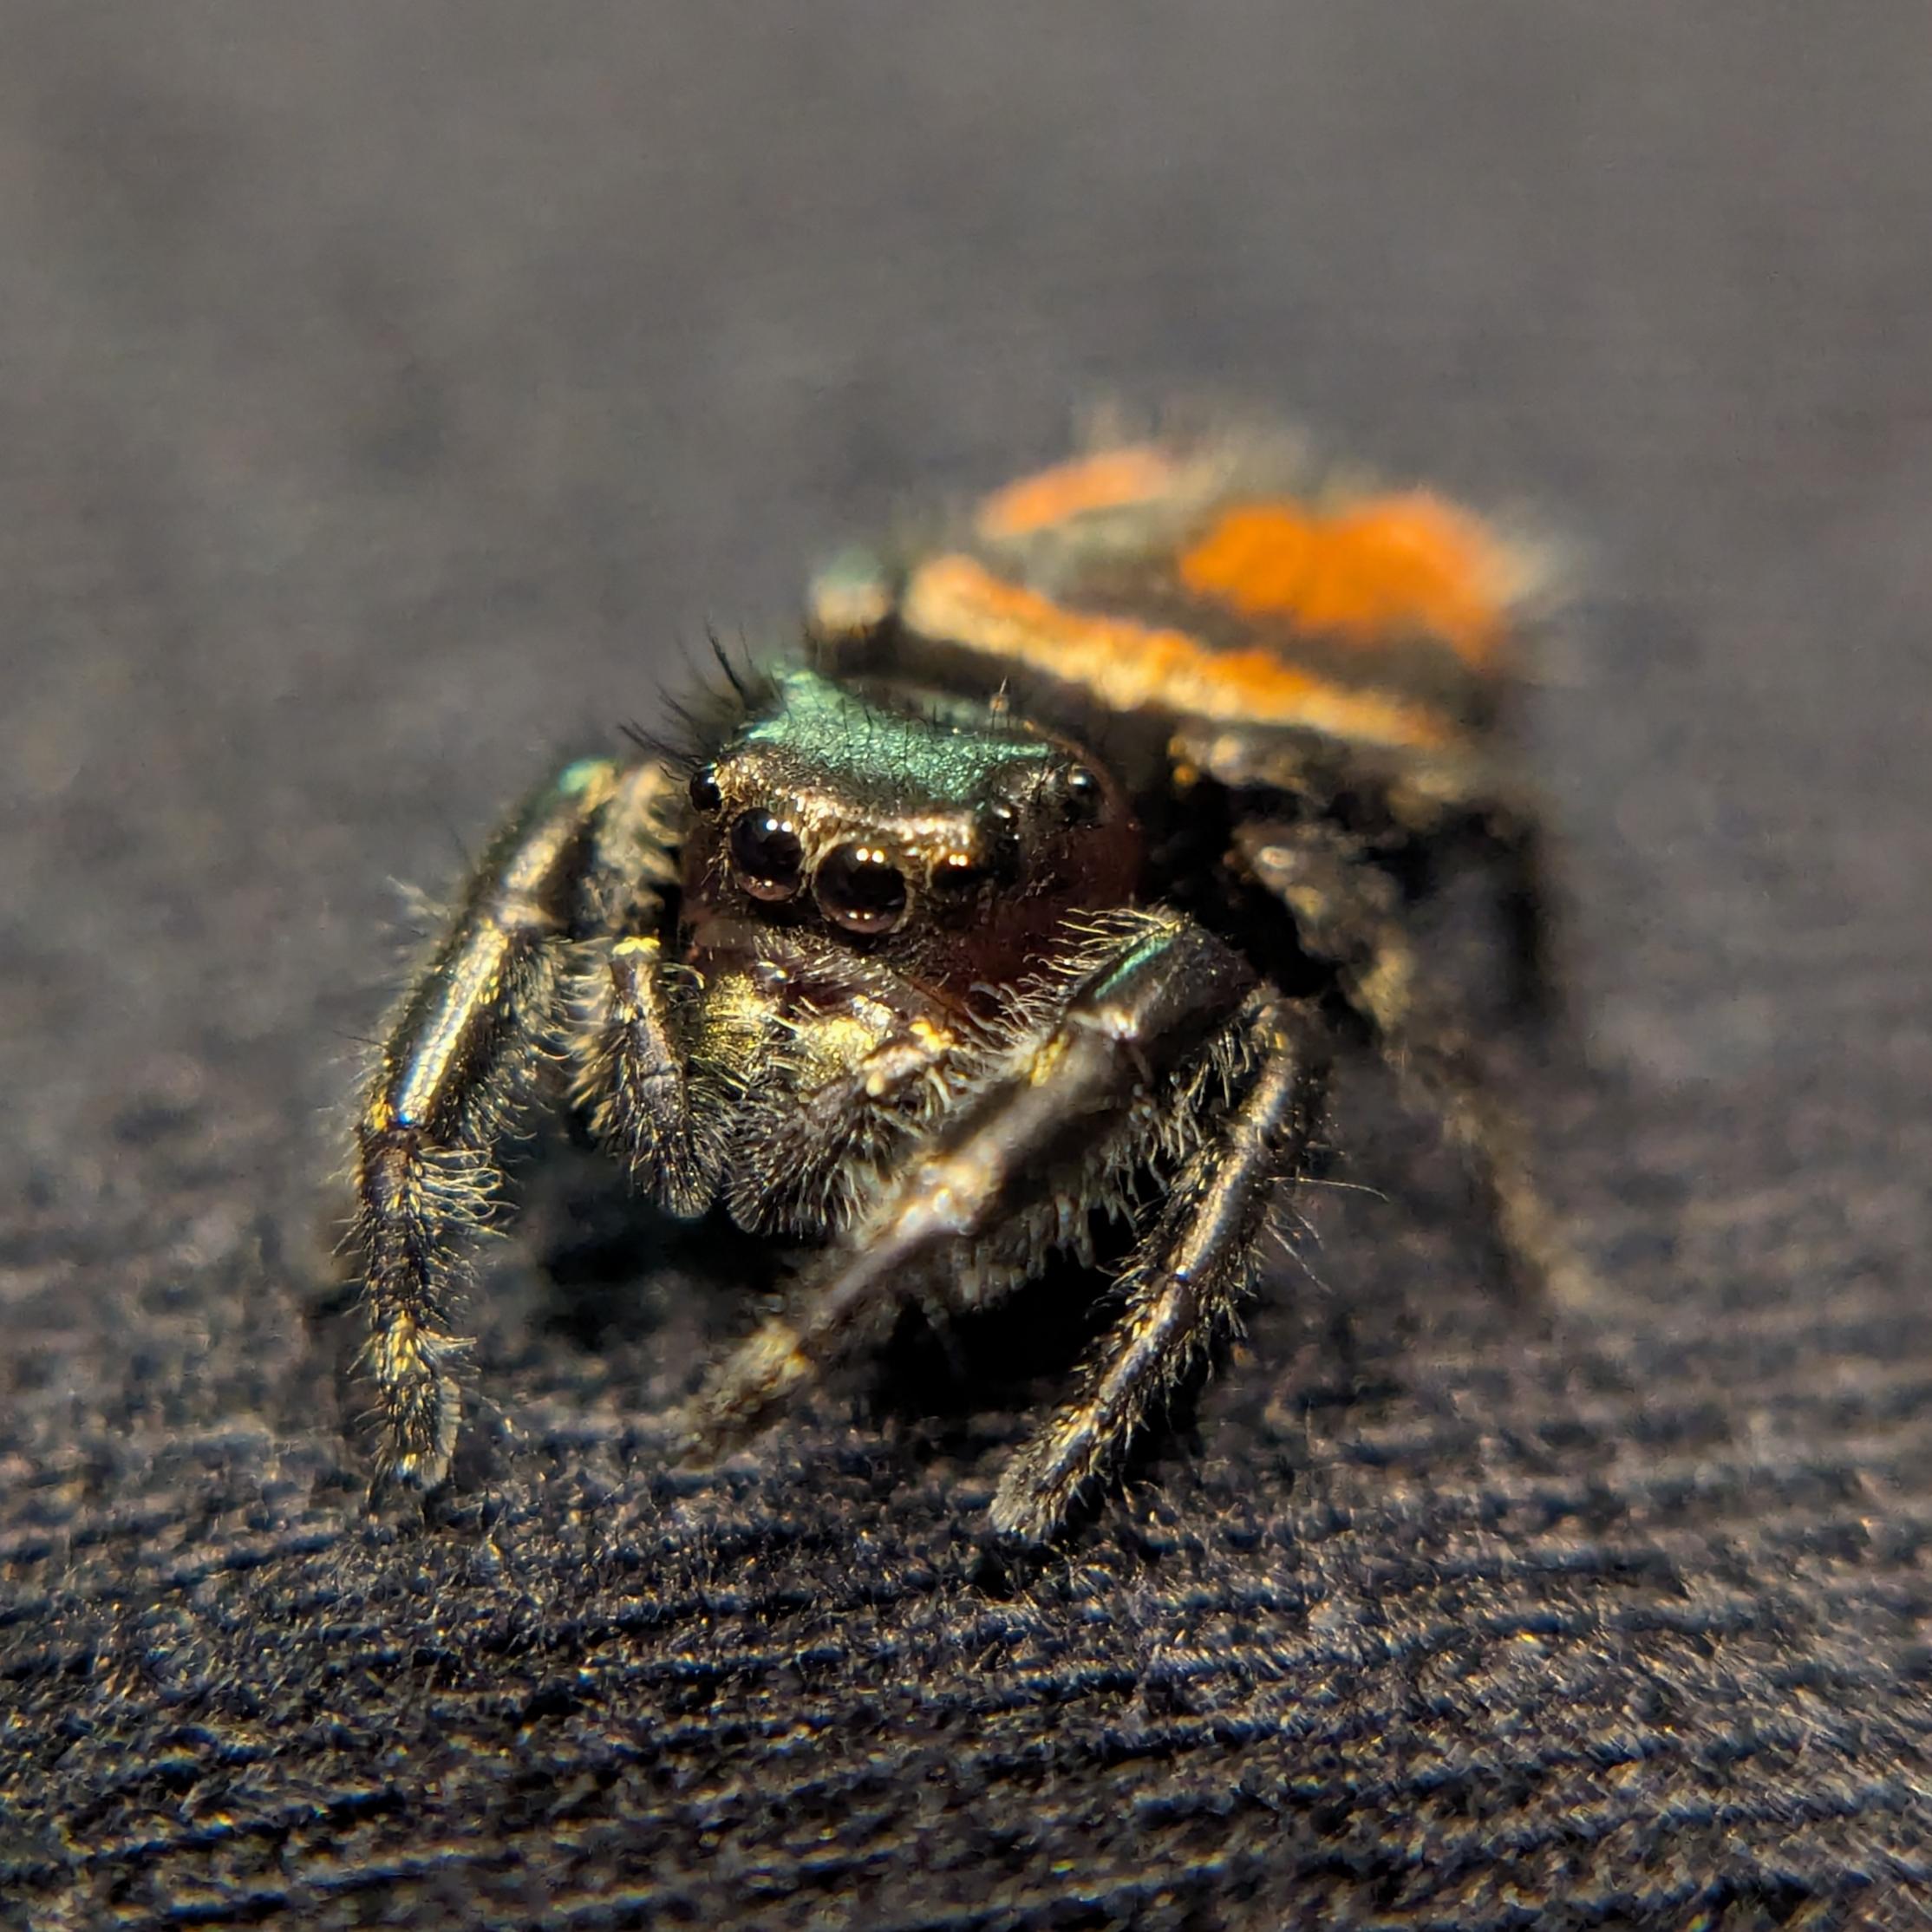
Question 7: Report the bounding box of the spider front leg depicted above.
[682,910,1260,1462]
[353,756,624,1493]
[990,996,1328,1541]
[1235,819,1590,1307]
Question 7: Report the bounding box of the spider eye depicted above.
[817,841,908,935]
[1064,765,1105,824]
[688,764,722,814]
[729,809,805,900]
[930,852,991,895]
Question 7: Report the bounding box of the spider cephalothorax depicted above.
[681,667,1140,995]
[349,423,1574,1539]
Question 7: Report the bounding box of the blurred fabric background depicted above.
[3,8,1929,1926]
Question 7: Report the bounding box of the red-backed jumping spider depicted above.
[350,426,1575,1539]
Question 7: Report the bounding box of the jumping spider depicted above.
[351,425,1573,1540]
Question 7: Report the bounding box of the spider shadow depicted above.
[865,1240,1129,1447]
[519,1111,1466,1498]
[526,1145,1172,1475]
[521,1139,785,1360]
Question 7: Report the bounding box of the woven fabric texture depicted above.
[3,10,1930,1929]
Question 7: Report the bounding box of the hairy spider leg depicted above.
[989,996,1328,1541]
[1383,755,1559,1020]
[1233,819,1590,1309]
[354,756,624,1491]
[681,910,1261,1462]
[1173,721,1557,1018]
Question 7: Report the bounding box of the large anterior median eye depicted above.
[729,809,805,900]
[816,841,909,935]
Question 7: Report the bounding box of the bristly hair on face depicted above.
[617,628,778,780]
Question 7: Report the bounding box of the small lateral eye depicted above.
[930,852,990,894]
[688,763,722,814]
[729,809,805,900]
[1064,765,1104,824]
[817,841,909,935]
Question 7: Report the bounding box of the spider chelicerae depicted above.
[349,425,1575,1540]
